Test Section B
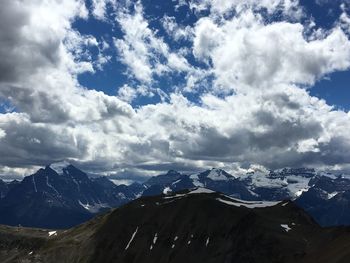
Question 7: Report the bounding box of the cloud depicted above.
[1,0,350,180]
[161,15,194,42]
[193,10,350,94]
[0,0,133,124]
[188,0,302,18]
[91,0,115,20]
[114,2,194,85]
[117,84,138,103]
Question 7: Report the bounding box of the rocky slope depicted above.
[1,188,350,263]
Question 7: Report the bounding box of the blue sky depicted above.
[1,0,350,179]
[73,0,350,109]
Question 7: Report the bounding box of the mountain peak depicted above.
[205,168,235,181]
[48,161,72,175]
[166,170,180,175]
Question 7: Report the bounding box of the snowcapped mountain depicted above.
[142,168,256,200]
[1,163,350,228]
[0,162,140,228]
[142,167,318,201]
[295,175,350,226]
[140,167,350,226]
[239,168,316,200]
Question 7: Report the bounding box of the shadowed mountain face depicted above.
[1,189,350,263]
[0,163,141,229]
[0,180,9,198]
[296,176,350,226]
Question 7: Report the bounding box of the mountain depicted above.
[239,168,316,200]
[1,163,350,229]
[0,162,138,229]
[141,168,350,226]
[1,188,350,263]
[142,168,257,200]
[141,168,319,201]
[0,179,9,199]
[295,175,350,226]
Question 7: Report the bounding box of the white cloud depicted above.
[0,129,5,139]
[189,0,302,18]
[91,0,116,21]
[117,84,137,103]
[114,2,194,85]
[193,10,350,94]
[161,15,194,41]
[1,0,350,180]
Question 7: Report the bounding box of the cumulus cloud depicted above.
[1,0,350,180]
[193,10,350,93]
[91,0,116,20]
[161,15,194,42]
[188,0,302,18]
[114,2,195,86]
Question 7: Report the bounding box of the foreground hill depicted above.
[1,188,350,263]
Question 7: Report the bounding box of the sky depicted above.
[0,0,350,180]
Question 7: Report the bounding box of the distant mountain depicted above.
[0,162,139,228]
[239,168,316,200]
[141,167,350,227]
[141,168,319,201]
[1,188,350,263]
[1,163,350,228]
[0,179,19,199]
[295,175,350,226]
[142,168,257,200]
[0,179,9,199]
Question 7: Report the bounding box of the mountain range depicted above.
[0,162,350,228]
[1,188,350,263]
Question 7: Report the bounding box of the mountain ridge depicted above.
[1,188,350,263]
[1,162,350,228]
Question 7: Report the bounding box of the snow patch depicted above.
[189,188,215,194]
[294,187,309,197]
[153,233,158,244]
[281,224,291,232]
[206,237,210,247]
[207,169,232,181]
[32,176,37,193]
[163,187,172,195]
[171,179,181,185]
[46,176,59,195]
[125,227,138,250]
[78,200,109,213]
[189,174,204,187]
[48,231,57,237]
[216,197,280,208]
[241,171,312,198]
[327,192,338,199]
